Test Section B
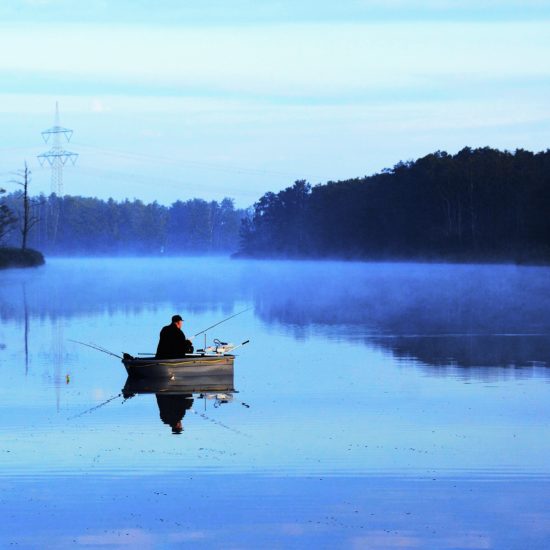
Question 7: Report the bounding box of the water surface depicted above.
[1,258,549,548]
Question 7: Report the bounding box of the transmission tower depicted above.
[37,102,78,196]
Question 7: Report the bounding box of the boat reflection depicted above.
[122,373,236,435]
[122,372,235,397]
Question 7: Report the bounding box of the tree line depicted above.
[0,192,244,255]
[2,147,550,261]
[239,147,550,262]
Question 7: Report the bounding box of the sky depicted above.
[0,0,549,207]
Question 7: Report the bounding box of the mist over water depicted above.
[1,257,550,547]
[2,258,550,372]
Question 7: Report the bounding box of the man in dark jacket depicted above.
[155,314,194,359]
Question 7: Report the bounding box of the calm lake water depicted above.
[1,257,550,548]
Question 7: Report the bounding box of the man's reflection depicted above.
[155,393,194,434]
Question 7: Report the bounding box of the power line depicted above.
[72,142,323,181]
[65,165,261,204]
[3,140,323,183]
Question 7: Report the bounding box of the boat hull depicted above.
[122,354,234,379]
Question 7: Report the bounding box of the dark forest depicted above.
[238,147,550,262]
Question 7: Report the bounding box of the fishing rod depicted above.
[229,340,250,353]
[68,339,122,359]
[190,307,252,341]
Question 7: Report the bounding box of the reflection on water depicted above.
[122,373,236,435]
[156,394,193,434]
[371,334,550,370]
[0,258,244,320]
[122,373,236,397]
[247,261,550,371]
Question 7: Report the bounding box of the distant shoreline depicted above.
[232,251,550,267]
[0,247,45,270]
[0,250,546,268]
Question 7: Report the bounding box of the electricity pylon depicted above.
[37,102,78,196]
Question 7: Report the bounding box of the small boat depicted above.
[122,353,234,379]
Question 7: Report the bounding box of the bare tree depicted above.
[10,163,40,250]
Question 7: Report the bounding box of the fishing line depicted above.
[67,393,122,420]
[189,407,250,438]
[191,307,253,340]
[69,339,122,359]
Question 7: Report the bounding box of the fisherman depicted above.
[155,314,194,359]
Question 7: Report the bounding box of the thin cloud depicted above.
[0,22,549,100]
[4,1,550,23]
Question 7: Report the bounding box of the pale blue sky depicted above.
[1,1,549,206]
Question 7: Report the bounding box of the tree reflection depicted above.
[3,259,550,373]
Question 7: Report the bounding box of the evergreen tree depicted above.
[0,187,16,245]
